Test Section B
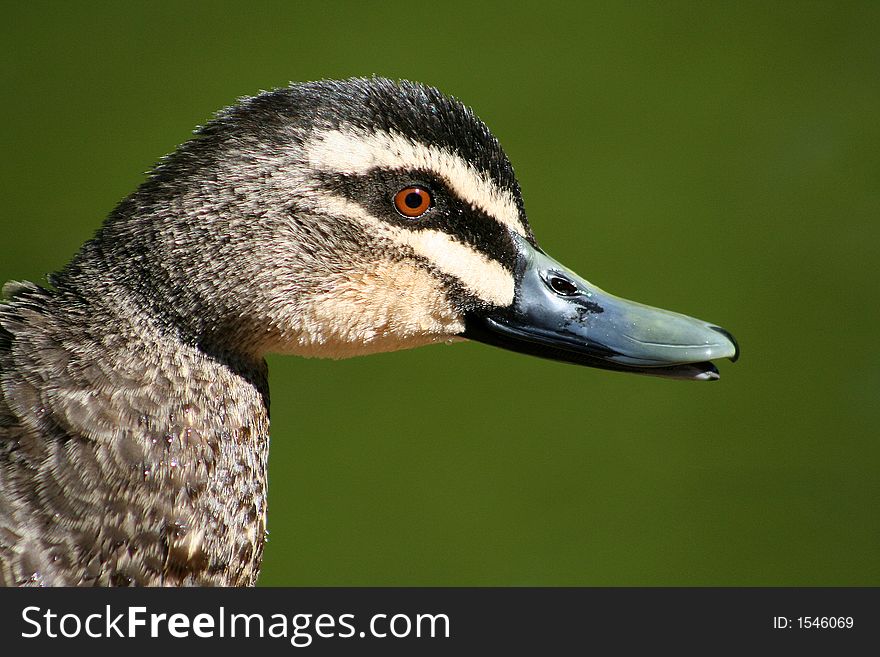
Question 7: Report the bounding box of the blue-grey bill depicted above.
[464,236,739,381]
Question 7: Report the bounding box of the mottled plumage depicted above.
[0,78,525,586]
[0,78,737,586]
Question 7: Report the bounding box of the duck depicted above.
[0,77,738,587]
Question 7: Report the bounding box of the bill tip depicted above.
[709,325,740,363]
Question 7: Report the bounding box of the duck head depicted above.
[79,78,737,380]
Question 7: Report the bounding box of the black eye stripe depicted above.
[317,170,519,272]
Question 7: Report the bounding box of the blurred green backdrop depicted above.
[1,1,877,585]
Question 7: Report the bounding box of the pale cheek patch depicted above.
[305,128,527,237]
[393,230,514,307]
[286,260,466,359]
[306,194,515,308]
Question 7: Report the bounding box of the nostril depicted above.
[547,275,578,297]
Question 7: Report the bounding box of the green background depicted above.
[2,2,877,586]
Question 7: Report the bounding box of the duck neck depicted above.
[53,207,273,390]
[24,242,273,585]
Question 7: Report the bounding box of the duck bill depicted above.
[463,235,739,381]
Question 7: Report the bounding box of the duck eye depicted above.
[394,187,433,218]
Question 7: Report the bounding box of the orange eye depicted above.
[393,187,433,218]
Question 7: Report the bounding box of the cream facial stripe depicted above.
[304,128,527,237]
[309,194,515,307]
